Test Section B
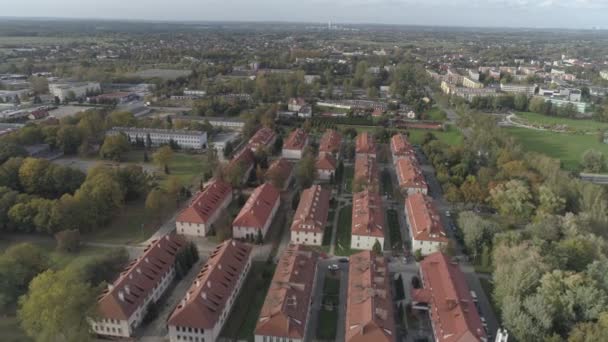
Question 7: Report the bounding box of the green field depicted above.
[317,275,340,340]
[122,150,204,189]
[504,127,608,171]
[335,205,354,256]
[386,209,403,251]
[221,261,276,341]
[515,112,608,132]
[84,200,160,244]
[424,107,448,122]
[408,125,463,146]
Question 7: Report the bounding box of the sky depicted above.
[3,0,608,29]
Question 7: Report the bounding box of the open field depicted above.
[515,112,608,132]
[424,107,447,122]
[408,125,463,146]
[335,205,354,256]
[504,127,608,171]
[220,261,276,341]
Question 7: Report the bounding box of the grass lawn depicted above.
[220,261,276,341]
[515,112,608,132]
[408,125,463,146]
[83,200,163,244]
[342,166,354,194]
[386,209,403,251]
[424,107,447,122]
[123,150,204,189]
[317,275,341,340]
[335,205,355,256]
[504,126,608,171]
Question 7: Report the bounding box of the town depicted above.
[2,16,608,342]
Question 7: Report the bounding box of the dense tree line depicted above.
[422,109,608,341]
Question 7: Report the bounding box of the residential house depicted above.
[351,190,385,251]
[228,148,255,185]
[318,129,342,158]
[405,193,448,255]
[290,185,330,246]
[265,158,294,191]
[107,127,207,150]
[282,128,309,160]
[232,183,280,240]
[248,127,277,152]
[167,240,252,342]
[254,244,319,342]
[288,97,307,112]
[316,153,337,181]
[355,132,377,158]
[411,252,487,342]
[390,134,415,162]
[176,179,232,237]
[354,154,379,193]
[345,251,395,342]
[395,157,428,195]
[90,234,186,338]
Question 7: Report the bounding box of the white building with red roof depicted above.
[355,132,376,158]
[248,127,276,152]
[265,158,294,191]
[351,190,385,251]
[390,134,415,162]
[345,251,395,342]
[282,128,309,159]
[290,185,330,246]
[395,157,428,195]
[288,97,307,112]
[254,244,319,342]
[232,183,281,240]
[90,234,186,338]
[167,240,252,342]
[316,153,337,181]
[228,147,255,185]
[406,193,448,255]
[318,129,342,158]
[176,179,232,237]
[412,252,487,342]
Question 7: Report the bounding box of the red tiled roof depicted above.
[390,134,415,158]
[405,193,448,244]
[354,155,379,192]
[372,108,384,117]
[417,252,487,342]
[289,97,307,106]
[255,244,319,339]
[167,240,252,329]
[355,132,376,155]
[266,158,293,178]
[345,251,395,342]
[395,157,427,191]
[229,147,255,171]
[291,185,330,234]
[97,234,186,320]
[316,153,337,171]
[352,190,385,238]
[233,183,280,229]
[283,128,308,151]
[176,179,232,225]
[318,129,342,155]
[248,127,276,151]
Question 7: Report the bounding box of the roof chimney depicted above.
[125,285,130,295]
[118,291,125,302]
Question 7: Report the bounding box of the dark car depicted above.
[338,258,349,263]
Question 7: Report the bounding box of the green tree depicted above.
[0,243,48,311]
[99,134,130,161]
[581,149,606,173]
[153,146,174,174]
[457,211,499,260]
[56,125,83,155]
[0,143,27,164]
[489,179,535,221]
[145,188,167,221]
[514,93,529,111]
[18,267,96,342]
[372,239,382,255]
[55,229,81,252]
[296,154,317,188]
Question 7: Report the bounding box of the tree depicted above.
[201,149,219,181]
[514,93,528,111]
[153,146,174,174]
[0,143,27,164]
[56,126,83,155]
[223,141,234,158]
[106,111,136,128]
[581,149,606,173]
[489,179,535,221]
[166,176,182,202]
[296,154,317,188]
[145,188,167,221]
[0,243,48,311]
[537,185,566,217]
[18,267,96,342]
[256,229,264,245]
[99,134,130,161]
[457,211,499,260]
[372,239,382,255]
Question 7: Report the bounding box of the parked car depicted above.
[338,258,349,263]
[328,264,340,271]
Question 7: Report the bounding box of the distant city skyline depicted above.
[3,0,608,29]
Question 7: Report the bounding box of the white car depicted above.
[328,264,339,271]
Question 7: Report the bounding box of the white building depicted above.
[500,83,537,96]
[601,70,608,81]
[282,128,309,160]
[176,179,232,237]
[90,234,186,338]
[167,240,252,342]
[290,185,330,246]
[49,82,101,100]
[107,127,208,149]
[232,183,280,240]
[351,190,385,251]
[406,193,448,256]
[206,117,245,131]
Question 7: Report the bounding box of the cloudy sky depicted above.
[3,0,608,28]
